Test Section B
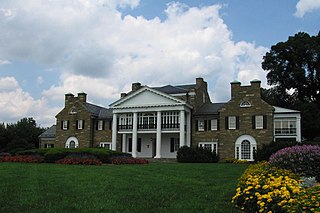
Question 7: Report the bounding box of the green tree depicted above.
[262,32,320,139]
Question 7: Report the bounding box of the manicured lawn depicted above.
[0,162,247,213]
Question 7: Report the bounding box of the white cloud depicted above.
[0,1,269,125]
[0,59,10,65]
[294,0,320,18]
[0,76,58,127]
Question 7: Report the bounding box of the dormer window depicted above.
[240,101,251,108]
[69,107,77,115]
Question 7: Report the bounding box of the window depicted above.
[62,120,69,130]
[69,108,77,115]
[199,142,218,154]
[240,101,251,108]
[198,120,204,131]
[211,119,218,130]
[77,120,84,130]
[127,138,141,152]
[228,116,236,129]
[69,141,76,149]
[255,116,263,129]
[44,144,54,148]
[240,140,251,160]
[274,119,297,135]
[170,138,179,152]
[97,120,104,131]
[235,136,256,161]
[100,142,111,150]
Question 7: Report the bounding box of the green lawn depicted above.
[0,162,247,213]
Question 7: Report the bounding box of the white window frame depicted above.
[100,142,112,150]
[255,115,263,129]
[198,120,204,131]
[228,116,236,130]
[211,119,218,131]
[240,101,251,108]
[77,120,84,130]
[98,120,104,131]
[62,120,68,130]
[198,142,218,154]
[235,135,257,161]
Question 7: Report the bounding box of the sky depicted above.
[0,0,319,127]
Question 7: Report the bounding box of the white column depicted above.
[111,113,117,151]
[296,115,301,142]
[155,111,162,158]
[179,110,185,147]
[132,112,138,158]
[186,112,191,147]
[122,134,127,152]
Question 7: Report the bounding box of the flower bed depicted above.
[269,145,320,181]
[111,156,149,165]
[232,162,320,213]
[0,155,44,163]
[55,157,102,165]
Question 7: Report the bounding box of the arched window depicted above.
[240,101,251,108]
[69,141,76,149]
[235,135,256,161]
[65,137,79,148]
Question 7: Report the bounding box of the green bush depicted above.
[255,141,297,162]
[177,146,218,163]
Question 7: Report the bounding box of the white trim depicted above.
[65,137,79,148]
[235,135,256,161]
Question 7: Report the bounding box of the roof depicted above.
[85,103,112,119]
[39,125,56,138]
[273,106,300,114]
[195,103,226,115]
[152,84,196,94]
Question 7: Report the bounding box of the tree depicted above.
[262,32,320,140]
[262,32,320,107]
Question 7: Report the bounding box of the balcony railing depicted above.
[118,123,180,130]
[275,128,296,135]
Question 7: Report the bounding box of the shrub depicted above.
[232,162,302,213]
[0,155,44,163]
[299,184,320,213]
[111,156,148,165]
[177,146,218,163]
[269,145,320,181]
[255,141,298,162]
[55,157,102,166]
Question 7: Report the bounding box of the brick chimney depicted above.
[196,77,204,86]
[121,93,127,98]
[230,80,241,99]
[78,92,87,103]
[65,93,74,106]
[250,79,261,98]
[132,82,141,92]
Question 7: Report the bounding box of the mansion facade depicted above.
[39,78,301,160]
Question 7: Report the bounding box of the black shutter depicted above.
[61,121,63,129]
[195,120,198,131]
[263,115,267,129]
[204,120,207,131]
[96,121,98,130]
[128,138,132,152]
[208,120,211,131]
[236,116,239,129]
[102,121,105,130]
[137,138,142,152]
[83,120,85,129]
[225,117,228,130]
[252,116,256,129]
[67,120,69,129]
[170,138,175,152]
[217,119,220,131]
[109,121,112,130]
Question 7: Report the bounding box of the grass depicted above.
[0,162,247,213]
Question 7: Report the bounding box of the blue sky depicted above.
[0,0,319,127]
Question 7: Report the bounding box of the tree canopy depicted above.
[262,32,320,140]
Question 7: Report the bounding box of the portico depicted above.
[110,86,192,158]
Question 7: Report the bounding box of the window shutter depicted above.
[109,121,112,130]
[236,116,239,129]
[76,120,79,129]
[67,120,69,129]
[217,119,220,131]
[225,117,228,130]
[170,138,175,152]
[102,121,105,130]
[96,121,98,130]
[128,138,132,152]
[82,120,85,129]
[61,121,63,129]
[204,120,207,131]
[137,138,142,152]
[263,115,267,129]
[207,120,211,131]
[252,116,256,129]
[195,120,198,131]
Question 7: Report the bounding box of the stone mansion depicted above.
[39,78,301,161]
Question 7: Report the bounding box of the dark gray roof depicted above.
[85,103,112,119]
[153,84,196,94]
[195,103,226,115]
[39,125,56,138]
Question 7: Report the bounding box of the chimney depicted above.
[196,77,204,86]
[132,82,141,92]
[121,93,127,98]
[78,92,87,103]
[65,93,74,106]
[250,79,261,98]
[230,80,241,99]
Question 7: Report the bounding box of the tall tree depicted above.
[262,32,320,107]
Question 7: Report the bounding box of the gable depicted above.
[110,87,187,109]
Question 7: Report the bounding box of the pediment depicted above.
[110,87,187,109]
